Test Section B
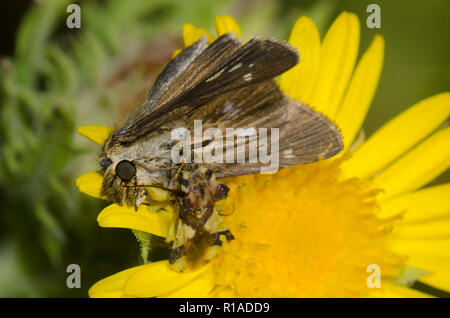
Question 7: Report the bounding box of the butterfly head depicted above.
[98,138,173,208]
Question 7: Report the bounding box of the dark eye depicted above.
[115,160,136,181]
[99,157,112,169]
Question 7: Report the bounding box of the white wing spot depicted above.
[283,149,295,159]
[221,102,235,114]
[205,68,225,82]
[243,73,252,81]
[225,107,242,120]
[228,63,242,73]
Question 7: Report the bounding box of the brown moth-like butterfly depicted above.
[98,33,343,271]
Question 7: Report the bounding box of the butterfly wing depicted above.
[109,33,299,145]
[184,79,343,177]
[109,32,342,175]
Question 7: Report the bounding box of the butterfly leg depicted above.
[168,165,234,271]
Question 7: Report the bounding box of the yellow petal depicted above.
[421,273,450,294]
[89,264,147,298]
[335,35,384,150]
[160,270,216,298]
[309,12,360,118]
[183,23,214,47]
[77,125,112,145]
[279,16,321,104]
[391,237,450,260]
[123,260,212,297]
[379,184,450,222]
[371,127,450,200]
[371,282,433,298]
[214,15,242,37]
[404,254,450,292]
[172,49,182,58]
[97,203,173,238]
[76,170,105,200]
[393,218,450,239]
[209,286,235,297]
[341,93,450,180]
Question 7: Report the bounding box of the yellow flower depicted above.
[76,14,450,297]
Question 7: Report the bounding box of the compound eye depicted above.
[115,160,136,181]
[99,157,112,169]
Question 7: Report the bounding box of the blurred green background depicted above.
[0,0,448,297]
